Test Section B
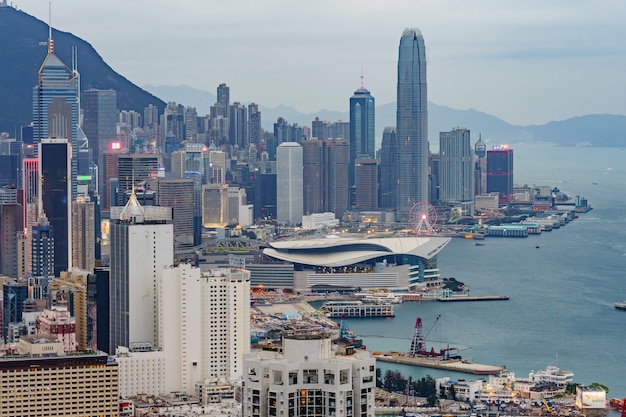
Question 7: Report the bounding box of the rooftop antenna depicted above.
[47,2,54,54]
[360,68,364,88]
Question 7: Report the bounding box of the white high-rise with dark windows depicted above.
[396,28,428,221]
[108,193,173,355]
[277,142,303,225]
[439,127,474,204]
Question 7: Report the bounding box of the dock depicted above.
[436,295,509,302]
[372,353,506,375]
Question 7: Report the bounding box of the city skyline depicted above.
[15,1,626,126]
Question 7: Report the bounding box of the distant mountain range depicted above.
[1,5,624,148]
[144,84,626,149]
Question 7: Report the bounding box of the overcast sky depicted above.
[18,0,626,126]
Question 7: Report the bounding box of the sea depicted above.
[332,143,626,400]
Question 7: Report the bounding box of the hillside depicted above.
[0,5,165,135]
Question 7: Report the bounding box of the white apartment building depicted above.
[243,333,376,417]
[115,264,250,398]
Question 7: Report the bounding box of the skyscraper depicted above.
[396,28,428,220]
[31,214,55,279]
[349,79,375,195]
[378,127,397,209]
[81,89,118,170]
[71,195,95,272]
[38,138,71,276]
[276,142,303,225]
[438,127,474,203]
[33,32,79,196]
[487,146,514,204]
[303,139,349,219]
[109,194,173,354]
[116,153,159,206]
[354,158,378,210]
[158,178,195,255]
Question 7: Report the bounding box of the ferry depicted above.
[321,300,395,318]
[615,301,626,310]
[354,292,403,304]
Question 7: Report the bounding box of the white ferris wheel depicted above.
[409,202,438,235]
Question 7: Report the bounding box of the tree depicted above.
[590,382,609,394]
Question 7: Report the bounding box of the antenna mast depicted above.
[47,2,54,53]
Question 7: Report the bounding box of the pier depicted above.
[436,295,509,302]
[373,353,506,375]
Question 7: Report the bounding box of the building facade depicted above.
[277,142,303,225]
[438,127,474,204]
[486,147,514,204]
[242,333,376,417]
[349,84,375,196]
[108,194,173,354]
[0,336,118,417]
[32,38,79,197]
[396,28,428,220]
[81,89,118,170]
[38,138,71,276]
[71,195,95,272]
[303,139,349,220]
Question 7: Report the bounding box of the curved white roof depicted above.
[263,236,451,268]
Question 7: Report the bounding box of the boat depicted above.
[615,301,626,310]
[475,242,485,246]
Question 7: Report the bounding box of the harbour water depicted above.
[341,143,626,399]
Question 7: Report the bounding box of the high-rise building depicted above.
[202,183,229,228]
[32,33,79,196]
[0,336,118,417]
[71,195,95,272]
[486,146,514,204]
[303,139,349,219]
[438,127,474,203]
[277,142,303,225]
[102,146,123,209]
[0,154,19,188]
[0,187,20,278]
[354,159,378,210]
[349,80,375,194]
[116,153,159,206]
[229,102,248,149]
[2,282,28,341]
[248,103,262,146]
[81,89,118,170]
[242,332,376,417]
[38,138,71,276]
[108,194,173,354]
[158,264,250,385]
[396,28,428,220]
[158,178,195,255]
[31,214,55,279]
[378,127,397,209]
[474,135,487,196]
[114,264,250,398]
[22,157,39,229]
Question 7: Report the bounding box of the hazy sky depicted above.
[18,0,626,126]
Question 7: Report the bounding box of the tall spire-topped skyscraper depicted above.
[349,74,375,202]
[33,7,79,197]
[396,28,428,221]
